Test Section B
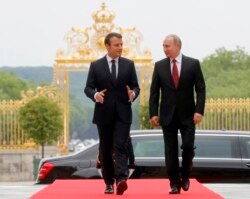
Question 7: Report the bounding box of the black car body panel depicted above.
[36,130,250,184]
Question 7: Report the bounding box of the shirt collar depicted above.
[171,53,182,63]
[106,55,119,63]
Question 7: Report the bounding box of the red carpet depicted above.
[30,179,224,199]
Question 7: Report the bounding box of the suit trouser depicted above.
[97,121,130,185]
[162,111,195,186]
[127,137,135,166]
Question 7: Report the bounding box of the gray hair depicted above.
[166,34,182,48]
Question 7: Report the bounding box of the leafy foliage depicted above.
[139,104,152,129]
[69,96,92,139]
[202,47,250,98]
[19,97,63,157]
[0,71,31,100]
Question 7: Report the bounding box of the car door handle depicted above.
[246,163,250,167]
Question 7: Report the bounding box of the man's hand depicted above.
[150,116,160,127]
[193,113,203,124]
[95,89,107,104]
[126,85,135,102]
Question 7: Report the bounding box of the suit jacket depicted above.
[149,55,206,126]
[84,56,140,125]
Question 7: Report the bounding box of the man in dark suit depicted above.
[84,32,140,195]
[149,34,206,194]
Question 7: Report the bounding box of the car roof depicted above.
[130,129,250,136]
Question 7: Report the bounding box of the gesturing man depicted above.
[84,32,140,195]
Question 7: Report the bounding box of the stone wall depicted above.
[0,151,39,181]
[0,146,58,182]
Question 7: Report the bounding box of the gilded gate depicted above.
[1,3,250,152]
[0,86,62,150]
[0,3,153,152]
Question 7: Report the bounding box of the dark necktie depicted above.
[111,60,116,83]
[172,59,179,88]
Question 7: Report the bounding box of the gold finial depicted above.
[92,2,115,24]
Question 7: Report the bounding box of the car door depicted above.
[239,135,250,182]
[192,133,242,182]
[131,134,166,178]
[72,143,99,178]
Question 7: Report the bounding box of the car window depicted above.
[246,140,250,158]
[195,135,235,158]
[245,141,250,158]
[132,137,164,157]
[131,133,237,159]
[239,136,250,158]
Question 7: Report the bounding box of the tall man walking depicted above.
[149,34,206,194]
[84,32,140,195]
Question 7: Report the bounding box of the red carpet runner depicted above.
[30,179,224,199]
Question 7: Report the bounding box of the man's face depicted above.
[163,36,180,59]
[106,36,123,59]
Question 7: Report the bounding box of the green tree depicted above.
[69,96,92,138]
[139,104,152,129]
[19,97,63,158]
[202,47,250,98]
[0,71,31,100]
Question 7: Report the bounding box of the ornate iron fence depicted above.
[0,86,62,150]
[1,97,250,150]
[197,98,250,131]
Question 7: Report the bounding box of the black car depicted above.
[36,129,250,184]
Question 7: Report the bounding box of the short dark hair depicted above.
[104,32,122,45]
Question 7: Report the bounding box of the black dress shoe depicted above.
[104,184,114,194]
[181,179,190,191]
[169,186,180,194]
[116,180,128,195]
